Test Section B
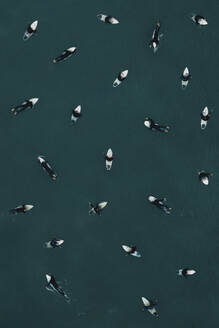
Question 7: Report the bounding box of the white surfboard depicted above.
[29,98,39,105]
[71,105,81,122]
[106,148,113,170]
[97,14,119,24]
[122,245,132,253]
[198,18,208,25]
[67,47,77,53]
[201,176,209,185]
[122,245,141,257]
[181,67,190,88]
[113,70,128,87]
[98,201,108,209]
[201,106,209,130]
[187,269,196,275]
[192,16,208,25]
[148,195,156,202]
[46,274,52,283]
[141,297,151,307]
[23,20,38,41]
[25,205,34,211]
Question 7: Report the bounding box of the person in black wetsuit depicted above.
[127,245,136,254]
[148,196,172,214]
[192,15,208,25]
[9,204,34,214]
[50,238,60,248]
[144,117,169,133]
[38,156,57,180]
[198,170,212,185]
[178,268,196,277]
[11,100,33,115]
[149,22,161,51]
[181,72,192,83]
[89,202,101,215]
[53,47,77,63]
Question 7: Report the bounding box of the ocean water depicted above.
[1,0,219,327]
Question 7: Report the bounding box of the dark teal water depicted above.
[1,0,219,327]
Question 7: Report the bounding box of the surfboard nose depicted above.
[30,98,39,105]
[37,156,44,163]
[25,205,34,211]
[46,274,51,282]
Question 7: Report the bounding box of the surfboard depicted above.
[71,105,81,122]
[23,20,38,41]
[141,297,151,307]
[106,148,113,170]
[181,67,190,88]
[98,201,108,209]
[201,107,209,129]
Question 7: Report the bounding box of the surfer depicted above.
[198,170,212,185]
[46,274,70,302]
[11,98,39,115]
[71,105,82,123]
[23,20,38,40]
[97,14,119,24]
[113,70,128,87]
[141,297,158,317]
[181,67,191,89]
[105,148,113,170]
[201,107,211,130]
[191,15,208,25]
[148,196,172,214]
[53,47,77,63]
[9,204,34,214]
[89,201,108,215]
[37,156,57,180]
[46,238,64,248]
[149,22,161,52]
[144,117,169,133]
[178,268,196,277]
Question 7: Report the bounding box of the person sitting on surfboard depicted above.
[200,107,211,130]
[127,245,136,254]
[89,201,108,215]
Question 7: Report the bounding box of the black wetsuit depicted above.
[9,205,26,214]
[89,203,101,215]
[105,155,113,161]
[27,25,35,34]
[54,50,74,63]
[127,245,136,254]
[181,268,189,277]
[150,23,160,47]
[181,74,191,82]
[199,172,210,181]
[118,73,126,82]
[50,238,59,248]
[152,198,171,214]
[105,16,114,24]
[147,118,168,133]
[194,15,205,24]
[48,275,65,296]
[72,110,81,118]
[12,100,33,115]
[41,160,56,180]
[201,113,210,121]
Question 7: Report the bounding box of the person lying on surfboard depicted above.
[89,201,108,215]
